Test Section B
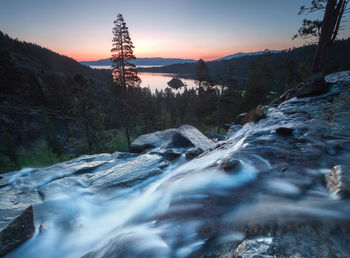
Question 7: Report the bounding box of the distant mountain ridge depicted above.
[215,50,282,61]
[80,57,197,66]
[81,50,283,67]
[137,38,350,84]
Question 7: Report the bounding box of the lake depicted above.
[91,65,197,92]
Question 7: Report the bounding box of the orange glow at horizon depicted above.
[55,31,298,62]
[63,46,289,62]
[58,32,298,63]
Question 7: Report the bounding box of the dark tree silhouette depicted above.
[295,0,349,74]
[111,14,141,150]
[245,53,274,109]
[215,64,237,133]
[71,74,105,154]
[195,59,210,93]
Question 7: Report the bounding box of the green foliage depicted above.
[245,53,274,109]
[110,131,130,153]
[44,73,72,111]
[45,120,65,156]
[199,125,227,135]
[0,142,69,174]
[111,14,141,150]
[70,73,105,154]
[1,127,18,163]
[0,49,23,94]
[195,59,211,89]
[247,106,268,123]
[17,143,62,168]
[0,155,18,173]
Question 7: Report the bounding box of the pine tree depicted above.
[216,64,237,133]
[245,53,274,109]
[45,119,65,156]
[111,14,141,150]
[71,73,105,154]
[195,59,210,93]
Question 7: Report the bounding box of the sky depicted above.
[1,0,349,61]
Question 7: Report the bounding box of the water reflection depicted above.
[90,65,196,92]
[138,73,196,93]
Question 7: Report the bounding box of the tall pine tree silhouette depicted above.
[111,14,140,150]
[294,0,349,74]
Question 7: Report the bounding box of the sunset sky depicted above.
[1,0,349,61]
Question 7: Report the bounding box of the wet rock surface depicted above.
[1,71,350,257]
[89,154,170,189]
[234,237,274,258]
[0,205,35,256]
[296,74,328,98]
[185,147,204,160]
[218,156,240,172]
[0,152,172,256]
[234,112,248,125]
[226,125,243,138]
[204,132,225,142]
[130,124,214,153]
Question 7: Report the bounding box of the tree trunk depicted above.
[216,86,224,134]
[311,0,344,74]
[85,123,92,154]
[120,39,131,151]
[120,85,131,151]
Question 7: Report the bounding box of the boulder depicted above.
[271,75,328,106]
[111,152,138,160]
[185,147,204,160]
[204,132,225,142]
[39,223,48,233]
[325,165,350,198]
[150,149,182,161]
[325,70,350,84]
[0,205,35,256]
[275,127,294,136]
[224,123,234,130]
[130,125,214,153]
[296,75,328,98]
[218,156,240,172]
[271,88,298,106]
[234,238,275,258]
[234,113,248,125]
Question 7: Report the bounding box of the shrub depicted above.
[110,131,129,152]
[0,154,18,174]
[45,120,65,155]
[247,105,268,123]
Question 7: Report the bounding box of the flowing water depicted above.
[4,129,261,258]
[4,72,350,257]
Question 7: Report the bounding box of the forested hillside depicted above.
[1,31,350,173]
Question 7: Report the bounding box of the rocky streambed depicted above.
[1,71,350,257]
